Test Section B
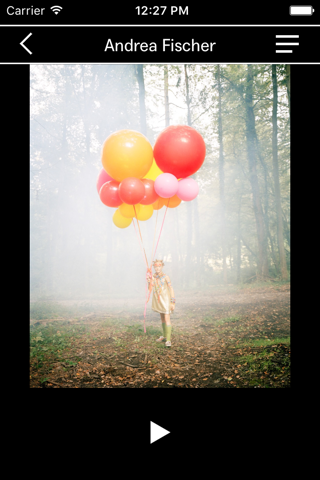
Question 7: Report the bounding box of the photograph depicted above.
[30,63,290,389]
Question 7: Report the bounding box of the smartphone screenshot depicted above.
[7,3,313,445]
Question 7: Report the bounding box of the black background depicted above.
[1,3,313,451]
[1,25,318,63]
[1,2,319,25]
[4,63,308,447]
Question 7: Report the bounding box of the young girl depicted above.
[147,259,175,347]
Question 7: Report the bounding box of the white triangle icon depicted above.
[150,421,170,444]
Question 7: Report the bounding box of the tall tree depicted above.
[236,193,242,283]
[285,64,290,118]
[217,65,228,284]
[184,64,192,126]
[254,133,278,273]
[245,64,269,279]
[164,65,170,127]
[135,65,147,136]
[272,64,288,280]
[184,64,194,286]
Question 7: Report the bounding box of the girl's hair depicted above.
[153,259,164,267]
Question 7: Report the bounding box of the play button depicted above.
[150,421,170,444]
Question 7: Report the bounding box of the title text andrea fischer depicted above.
[104,39,217,53]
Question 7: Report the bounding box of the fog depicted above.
[30,64,290,308]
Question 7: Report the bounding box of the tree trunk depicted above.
[272,64,288,280]
[193,173,201,287]
[282,209,290,248]
[184,64,192,126]
[245,64,269,279]
[186,201,193,287]
[285,64,290,119]
[184,64,193,286]
[175,207,183,287]
[135,65,147,136]
[236,194,242,283]
[254,133,279,274]
[171,209,180,287]
[164,65,170,127]
[217,64,227,284]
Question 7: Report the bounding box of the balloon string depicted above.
[133,200,170,334]
[132,218,148,333]
[152,198,170,263]
[144,207,158,310]
[133,205,149,268]
[132,205,150,334]
[150,202,159,268]
[143,282,148,332]
[132,218,147,267]
[144,201,161,312]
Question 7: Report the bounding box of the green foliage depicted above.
[202,315,241,325]
[126,324,162,337]
[30,301,95,320]
[234,337,290,387]
[30,322,84,358]
[238,336,290,348]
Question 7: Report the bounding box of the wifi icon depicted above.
[51,5,63,15]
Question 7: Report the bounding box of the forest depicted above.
[30,64,290,388]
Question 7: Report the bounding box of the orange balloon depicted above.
[102,130,153,182]
[167,194,182,208]
[152,197,165,210]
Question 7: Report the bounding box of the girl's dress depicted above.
[151,273,173,315]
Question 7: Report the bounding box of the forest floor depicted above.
[30,282,290,388]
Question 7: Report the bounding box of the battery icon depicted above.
[290,5,315,15]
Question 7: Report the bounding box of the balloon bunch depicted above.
[96,125,206,228]
[97,126,206,332]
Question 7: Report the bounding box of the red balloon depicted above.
[119,177,145,205]
[99,180,122,207]
[153,125,206,178]
[140,178,159,205]
[96,168,113,194]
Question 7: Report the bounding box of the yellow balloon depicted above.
[119,203,141,218]
[102,130,153,182]
[143,159,163,181]
[113,209,133,228]
[136,204,153,221]
[167,194,182,208]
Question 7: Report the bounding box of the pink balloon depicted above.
[154,173,178,198]
[96,168,113,194]
[177,177,199,201]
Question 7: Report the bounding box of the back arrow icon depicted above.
[20,33,32,54]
